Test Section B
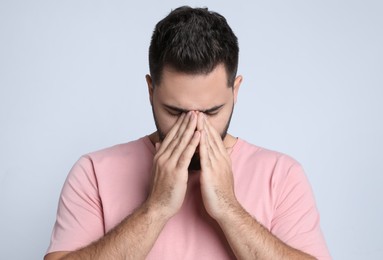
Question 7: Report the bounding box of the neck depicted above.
[223,133,237,150]
[148,132,160,145]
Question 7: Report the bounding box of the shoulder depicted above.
[232,138,308,192]
[67,137,154,187]
[233,138,301,169]
[84,136,155,162]
[67,136,154,179]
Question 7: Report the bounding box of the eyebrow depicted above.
[163,104,225,114]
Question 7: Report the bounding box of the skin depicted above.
[45,64,315,260]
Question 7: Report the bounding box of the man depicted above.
[45,6,330,259]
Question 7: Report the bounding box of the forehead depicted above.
[154,64,232,110]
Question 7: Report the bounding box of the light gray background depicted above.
[1,0,382,259]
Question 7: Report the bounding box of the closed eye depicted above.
[163,104,224,117]
[168,111,182,117]
[205,112,219,117]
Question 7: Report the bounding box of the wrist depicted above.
[143,199,174,224]
[215,198,245,225]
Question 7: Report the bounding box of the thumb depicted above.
[155,142,160,152]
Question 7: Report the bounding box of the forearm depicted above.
[62,203,168,260]
[217,203,316,260]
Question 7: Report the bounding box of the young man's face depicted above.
[147,64,242,144]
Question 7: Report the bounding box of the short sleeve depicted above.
[271,162,331,259]
[46,155,104,253]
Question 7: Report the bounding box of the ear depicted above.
[233,75,243,104]
[146,74,154,106]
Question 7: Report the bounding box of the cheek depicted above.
[157,113,178,134]
[206,106,233,133]
[207,114,227,132]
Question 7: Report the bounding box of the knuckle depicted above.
[176,156,188,168]
[162,163,173,173]
[156,155,167,166]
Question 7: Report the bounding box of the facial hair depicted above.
[151,104,234,171]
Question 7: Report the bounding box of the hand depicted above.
[197,113,240,221]
[147,111,200,218]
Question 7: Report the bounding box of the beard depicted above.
[151,104,234,171]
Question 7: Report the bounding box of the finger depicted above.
[164,111,192,155]
[201,116,218,158]
[155,142,160,152]
[173,111,192,141]
[197,112,204,131]
[198,114,217,160]
[157,113,186,154]
[203,115,227,155]
[159,112,192,156]
[177,130,201,169]
[170,111,198,159]
[199,129,212,169]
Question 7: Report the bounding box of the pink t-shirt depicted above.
[47,136,330,259]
